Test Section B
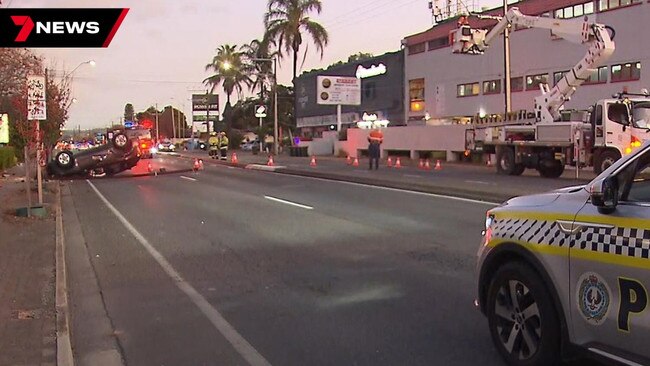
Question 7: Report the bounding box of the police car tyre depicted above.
[497,147,516,175]
[486,261,561,366]
[595,150,620,175]
[112,133,129,150]
[55,151,75,170]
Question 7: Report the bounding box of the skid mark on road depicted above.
[86,180,272,366]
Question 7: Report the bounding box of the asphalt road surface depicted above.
[64,156,594,366]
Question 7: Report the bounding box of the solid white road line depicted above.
[86,180,272,366]
[465,180,493,185]
[264,195,314,210]
[270,174,499,206]
[180,176,197,181]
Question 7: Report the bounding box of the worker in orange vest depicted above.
[367,128,383,170]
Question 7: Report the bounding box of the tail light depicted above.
[141,142,148,149]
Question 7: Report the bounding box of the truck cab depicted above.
[590,94,650,174]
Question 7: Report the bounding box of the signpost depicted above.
[0,114,9,144]
[192,94,219,134]
[255,105,267,153]
[27,75,46,207]
[316,76,361,132]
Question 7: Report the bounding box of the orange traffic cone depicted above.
[387,156,393,167]
[147,162,153,173]
[434,159,442,170]
[418,159,424,169]
[346,155,352,165]
[267,155,275,166]
[231,152,238,164]
[193,158,201,171]
[424,159,432,170]
[310,155,317,167]
[395,157,402,169]
[352,157,359,167]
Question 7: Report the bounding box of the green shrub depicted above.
[0,146,17,171]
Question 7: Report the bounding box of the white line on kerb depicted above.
[86,180,272,366]
[264,195,313,210]
[180,176,197,181]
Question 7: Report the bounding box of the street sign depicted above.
[27,76,47,120]
[255,105,267,118]
[316,76,361,106]
[192,94,219,125]
[0,114,9,144]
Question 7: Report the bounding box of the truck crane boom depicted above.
[452,8,615,124]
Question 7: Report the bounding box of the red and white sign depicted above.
[27,75,46,120]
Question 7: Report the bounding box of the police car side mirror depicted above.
[591,176,619,214]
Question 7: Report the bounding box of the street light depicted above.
[63,59,96,79]
[252,57,278,155]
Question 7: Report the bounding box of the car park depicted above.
[47,131,140,177]
[476,141,650,366]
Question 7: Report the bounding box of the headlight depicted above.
[170,145,175,149]
[158,144,164,149]
[485,213,494,231]
[150,147,158,153]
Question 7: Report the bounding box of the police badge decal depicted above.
[577,272,611,325]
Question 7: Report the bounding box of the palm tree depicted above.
[240,38,278,100]
[263,0,328,81]
[203,44,250,108]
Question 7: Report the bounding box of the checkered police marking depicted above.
[491,218,650,260]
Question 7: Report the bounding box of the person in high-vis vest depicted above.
[218,132,229,160]
[208,131,219,159]
[367,128,383,170]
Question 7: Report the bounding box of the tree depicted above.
[204,44,250,108]
[264,0,328,81]
[240,38,279,99]
[124,103,134,122]
[347,52,373,63]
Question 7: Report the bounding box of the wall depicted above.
[342,125,468,160]
[404,2,650,121]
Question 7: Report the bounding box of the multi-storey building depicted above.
[403,0,647,124]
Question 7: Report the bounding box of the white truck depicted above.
[453,8,650,177]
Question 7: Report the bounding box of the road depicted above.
[62,155,593,366]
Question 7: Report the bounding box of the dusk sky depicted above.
[6,0,503,129]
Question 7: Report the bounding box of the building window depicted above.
[526,73,549,90]
[585,66,608,84]
[427,36,449,51]
[599,0,641,11]
[408,42,426,55]
[510,77,524,92]
[457,82,480,97]
[483,80,501,94]
[363,81,376,99]
[611,62,641,82]
[409,79,425,111]
[554,71,569,86]
[556,2,595,18]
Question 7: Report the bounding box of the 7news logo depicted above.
[0,8,128,47]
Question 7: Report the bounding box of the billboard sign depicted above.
[316,76,361,106]
[0,114,9,143]
[192,94,219,123]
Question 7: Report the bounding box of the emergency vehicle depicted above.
[453,8,650,177]
[477,140,650,366]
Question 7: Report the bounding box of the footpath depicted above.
[176,150,597,203]
[0,165,62,366]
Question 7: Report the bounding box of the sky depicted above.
[4,0,503,129]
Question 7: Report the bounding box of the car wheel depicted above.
[55,151,74,170]
[112,133,129,150]
[496,147,515,175]
[486,262,561,366]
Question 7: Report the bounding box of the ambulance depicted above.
[477,141,650,365]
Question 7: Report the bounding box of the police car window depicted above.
[623,152,650,202]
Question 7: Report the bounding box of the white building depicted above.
[403,0,648,124]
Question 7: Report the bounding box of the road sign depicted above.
[0,114,8,144]
[317,76,361,106]
[27,76,47,120]
[255,105,267,118]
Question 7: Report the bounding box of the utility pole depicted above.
[504,0,512,114]
[155,103,159,141]
[171,105,176,140]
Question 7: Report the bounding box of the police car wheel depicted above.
[487,262,561,366]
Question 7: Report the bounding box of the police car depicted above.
[477,141,650,366]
